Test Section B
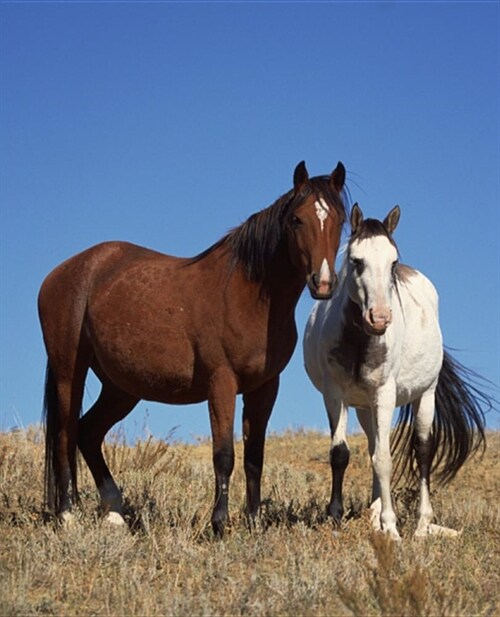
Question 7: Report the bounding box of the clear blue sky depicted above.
[1,1,499,443]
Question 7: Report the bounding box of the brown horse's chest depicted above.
[228,319,298,392]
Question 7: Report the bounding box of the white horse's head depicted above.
[345,204,401,335]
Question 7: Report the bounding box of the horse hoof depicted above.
[103,511,126,526]
[60,511,78,528]
[212,522,225,539]
[415,523,462,538]
[381,527,401,542]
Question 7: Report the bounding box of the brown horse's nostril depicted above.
[311,272,334,291]
[312,273,331,290]
[309,272,333,299]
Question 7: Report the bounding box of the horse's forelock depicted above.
[309,176,348,224]
[350,218,398,249]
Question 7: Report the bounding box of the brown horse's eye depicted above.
[291,215,303,229]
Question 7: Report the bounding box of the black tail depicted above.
[43,362,59,512]
[42,362,81,513]
[392,350,494,487]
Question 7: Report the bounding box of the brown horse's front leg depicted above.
[208,368,238,538]
[242,376,280,523]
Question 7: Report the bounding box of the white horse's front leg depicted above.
[372,386,400,540]
[355,408,381,530]
[324,387,349,524]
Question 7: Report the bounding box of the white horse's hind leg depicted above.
[413,391,436,537]
[410,390,463,539]
[356,408,382,530]
[323,387,349,524]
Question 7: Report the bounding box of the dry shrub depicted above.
[0,428,498,616]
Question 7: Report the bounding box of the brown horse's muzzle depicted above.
[307,271,338,300]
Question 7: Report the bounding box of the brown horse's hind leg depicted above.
[242,376,279,522]
[57,381,81,518]
[78,381,138,524]
[43,361,88,524]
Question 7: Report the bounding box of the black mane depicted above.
[189,176,347,284]
[350,218,397,246]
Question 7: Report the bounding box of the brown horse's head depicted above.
[196,161,347,300]
[286,161,346,299]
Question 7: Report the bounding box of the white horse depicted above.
[303,204,487,539]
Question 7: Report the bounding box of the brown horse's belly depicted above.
[92,343,204,404]
[86,307,207,403]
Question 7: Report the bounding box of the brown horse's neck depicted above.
[243,245,306,333]
[199,237,305,320]
[262,242,306,316]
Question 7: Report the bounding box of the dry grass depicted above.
[0,426,498,616]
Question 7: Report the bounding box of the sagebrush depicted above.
[0,427,498,616]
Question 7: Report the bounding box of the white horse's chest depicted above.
[327,331,395,401]
[305,272,443,410]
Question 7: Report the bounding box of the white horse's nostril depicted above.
[370,308,392,324]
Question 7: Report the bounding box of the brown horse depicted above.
[39,161,348,535]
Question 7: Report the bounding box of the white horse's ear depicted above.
[350,203,363,234]
[293,161,309,192]
[383,206,401,235]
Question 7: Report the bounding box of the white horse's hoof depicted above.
[415,523,462,538]
[384,528,402,542]
[369,499,382,531]
[103,511,126,526]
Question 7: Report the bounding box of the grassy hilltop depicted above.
[1,427,498,616]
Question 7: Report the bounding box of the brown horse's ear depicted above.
[350,203,363,234]
[293,161,309,191]
[383,205,401,235]
[330,161,346,192]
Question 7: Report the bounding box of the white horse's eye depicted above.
[351,258,364,274]
[391,261,398,284]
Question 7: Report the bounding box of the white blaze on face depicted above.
[319,257,331,285]
[315,198,330,231]
[350,236,398,311]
